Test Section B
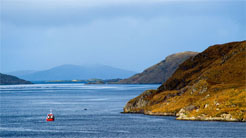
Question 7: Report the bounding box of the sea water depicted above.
[0,84,245,138]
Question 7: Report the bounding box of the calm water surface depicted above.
[0,84,245,138]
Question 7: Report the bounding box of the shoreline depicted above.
[122,111,246,122]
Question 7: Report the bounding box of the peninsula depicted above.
[124,41,246,122]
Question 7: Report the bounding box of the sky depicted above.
[1,0,245,73]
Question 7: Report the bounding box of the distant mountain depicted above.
[118,51,198,84]
[0,73,32,85]
[8,70,37,77]
[14,64,136,81]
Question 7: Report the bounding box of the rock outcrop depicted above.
[124,41,246,122]
[124,90,158,113]
[118,52,198,84]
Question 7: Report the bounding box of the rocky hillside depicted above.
[118,52,198,84]
[0,73,32,85]
[124,41,246,122]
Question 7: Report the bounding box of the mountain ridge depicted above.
[118,51,198,84]
[11,64,136,81]
[7,70,37,77]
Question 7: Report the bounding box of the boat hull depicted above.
[46,118,54,121]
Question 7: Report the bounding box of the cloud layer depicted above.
[1,0,245,72]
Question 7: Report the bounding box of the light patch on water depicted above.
[110,130,130,133]
[0,127,100,134]
[0,84,159,92]
[33,98,109,105]
[84,98,109,101]
[0,127,59,133]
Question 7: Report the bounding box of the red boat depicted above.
[46,110,55,121]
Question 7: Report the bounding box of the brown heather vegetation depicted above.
[118,51,198,84]
[124,41,246,121]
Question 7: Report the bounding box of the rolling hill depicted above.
[118,51,198,84]
[123,41,246,122]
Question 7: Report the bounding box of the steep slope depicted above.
[0,73,32,85]
[18,64,136,81]
[118,52,198,84]
[124,41,246,122]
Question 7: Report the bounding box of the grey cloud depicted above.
[2,1,244,27]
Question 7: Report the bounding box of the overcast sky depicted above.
[1,0,245,72]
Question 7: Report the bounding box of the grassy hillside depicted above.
[124,41,246,121]
[118,51,198,84]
